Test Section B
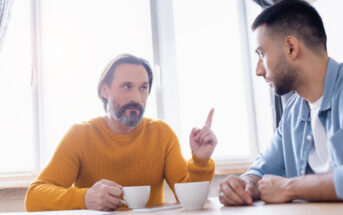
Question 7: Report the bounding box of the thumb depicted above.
[245,182,254,195]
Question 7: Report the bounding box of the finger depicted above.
[257,183,265,192]
[190,128,201,138]
[102,200,118,211]
[228,180,252,205]
[95,195,117,211]
[219,190,236,206]
[205,108,214,128]
[194,127,210,142]
[245,182,254,195]
[202,134,213,144]
[222,183,246,205]
[220,185,240,206]
[236,180,253,204]
[100,179,122,188]
[258,177,266,186]
[104,195,123,209]
[102,206,113,212]
[200,131,216,145]
[106,185,123,197]
[194,130,205,143]
[257,185,267,202]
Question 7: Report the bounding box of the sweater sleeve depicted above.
[25,125,88,211]
[162,122,215,194]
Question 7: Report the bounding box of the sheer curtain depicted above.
[0,0,13,51]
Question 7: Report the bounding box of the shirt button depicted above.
[301,170,305,176]
[306,135,312,141]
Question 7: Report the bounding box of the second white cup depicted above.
[175,181,209,210]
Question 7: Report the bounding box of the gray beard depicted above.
[113,110,143,127]
[108,97,144,127]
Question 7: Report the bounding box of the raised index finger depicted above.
[205,108,214,128]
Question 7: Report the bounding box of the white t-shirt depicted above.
[308,96,331,173]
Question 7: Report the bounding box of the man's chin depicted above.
[274,88,291,96]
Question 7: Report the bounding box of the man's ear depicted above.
[284,35,299,61]
[101,84,110,100]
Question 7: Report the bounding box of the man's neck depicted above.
[104,115,136,134]
[295,53,329,103]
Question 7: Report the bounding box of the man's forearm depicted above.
[287,172,340,201]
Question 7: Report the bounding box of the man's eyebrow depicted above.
[141,81,149,85]
[121,81,132,85]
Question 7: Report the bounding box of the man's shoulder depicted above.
[66,117,103,134]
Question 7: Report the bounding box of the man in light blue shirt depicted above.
[219,0,343,205]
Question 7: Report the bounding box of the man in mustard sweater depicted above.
[25,54,217,211]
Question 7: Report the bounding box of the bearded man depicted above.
[25,54,217,211]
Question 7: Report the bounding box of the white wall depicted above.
[313,0,343,62]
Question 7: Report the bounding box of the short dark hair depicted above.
[97,53,153,112]
[252,0,327,52]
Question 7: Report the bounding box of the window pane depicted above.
[39,0,155,166]
[245,0,274,154]
[173,0,252,160]
[0,1,34,173]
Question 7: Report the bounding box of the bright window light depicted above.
[38,0,155,167]
[0,0,34,173]
[173,0,252,160]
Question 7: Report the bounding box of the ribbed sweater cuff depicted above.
[192,153,212,167]
[75,188,89,209]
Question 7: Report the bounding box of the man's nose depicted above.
[255,58,266,77]
[129,88,142,103]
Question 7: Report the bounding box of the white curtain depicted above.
[0,0,13,52]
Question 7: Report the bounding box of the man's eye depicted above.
[256,50,264,59]
[140,86,148,91]
[123,84,131,89]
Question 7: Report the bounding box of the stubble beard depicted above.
[272,54,298,96]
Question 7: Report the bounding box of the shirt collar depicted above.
[299,58,339,121]
[320,57,339,111]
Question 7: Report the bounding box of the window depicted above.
[1,0,276,177]
[1,0,156,175]
[38,0,155,167]
[172,0,256,161]
[0,0,35,174]
[245,0,274,154]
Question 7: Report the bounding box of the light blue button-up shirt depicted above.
[244,58,343,199]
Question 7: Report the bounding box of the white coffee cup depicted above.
[174,181,210,210]
[122,185,151,209]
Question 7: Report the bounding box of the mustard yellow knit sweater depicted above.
[25,117,215,211]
